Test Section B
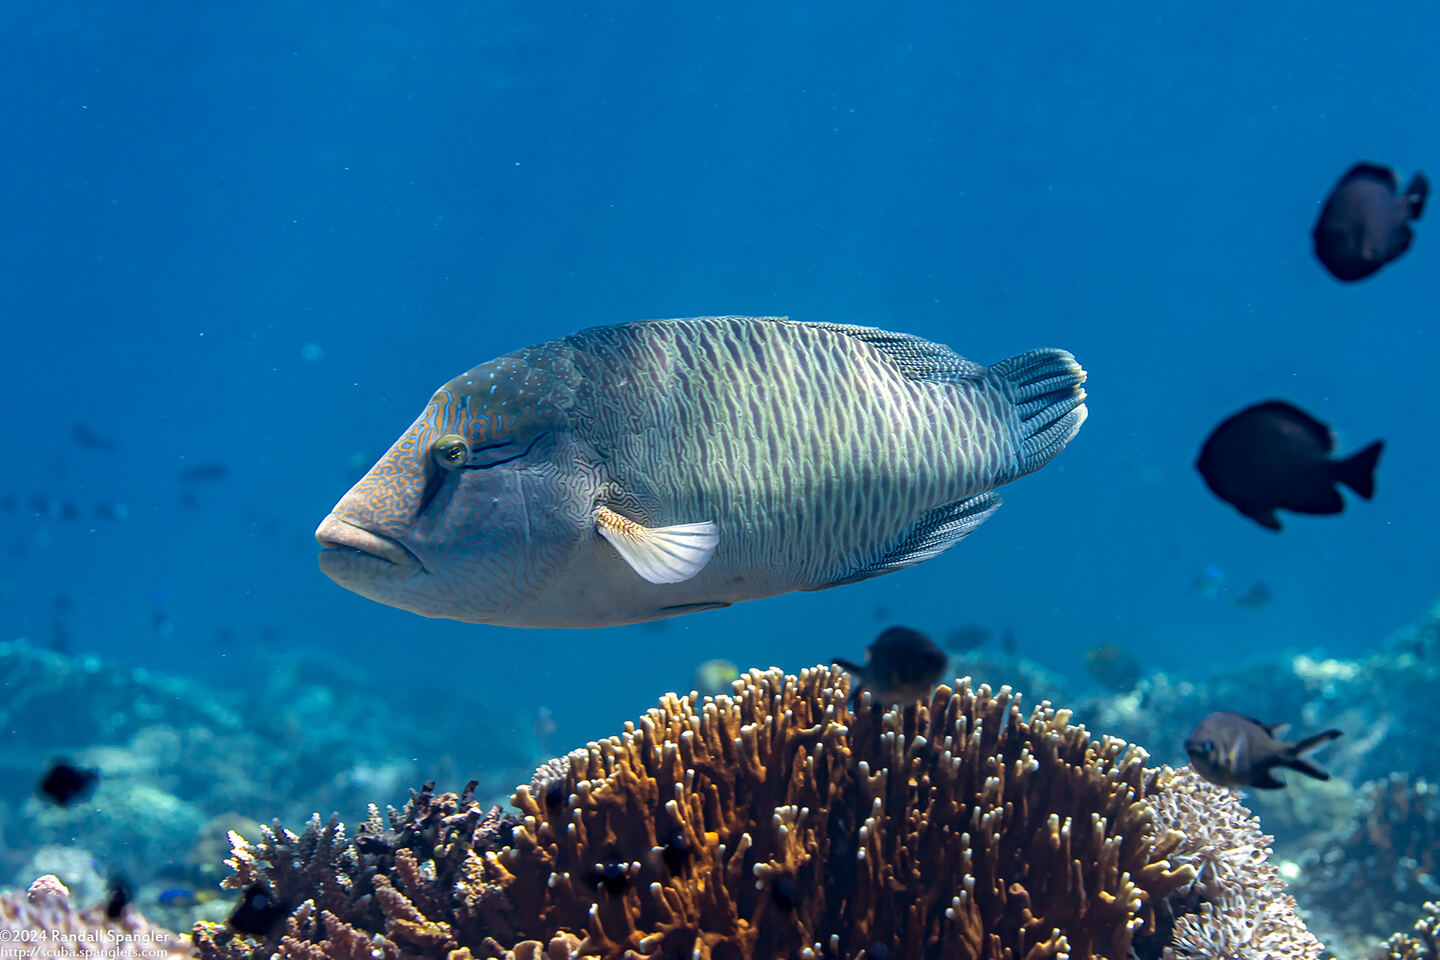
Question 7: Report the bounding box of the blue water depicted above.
[1,2,1436,750]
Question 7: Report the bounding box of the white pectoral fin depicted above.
[595,505,718,584]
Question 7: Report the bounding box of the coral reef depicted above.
[16,844,106,905]
[0,638,536,929]
[1084,643,1142,693]
[190,666,1318,960]
[1071,602,1440,799]
[0,873,190,958]
[1292,774,1440,958]
[946,651,1072,708]
[1146,767,1320,960]
[1377,901,1440,960]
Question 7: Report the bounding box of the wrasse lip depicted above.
[315,515,422,572]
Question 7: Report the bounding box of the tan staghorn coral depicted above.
[194,666,1320,960]
[1,874,191,958]
[1377,901,1440,960]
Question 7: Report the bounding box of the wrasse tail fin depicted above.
[990,348,1089,476]
[595,506,718,584]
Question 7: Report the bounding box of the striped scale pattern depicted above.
[319,316,1085,626]
[557,316,1063,591]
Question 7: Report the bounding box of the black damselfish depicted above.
[228,883,290,936]
[37,760,99,807]
[104,875,131,921]
[1196,400,1382,531]
[833,626,948,707]
[1185,711,1342,790]
[1313,162,1428,282]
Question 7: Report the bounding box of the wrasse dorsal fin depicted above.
[595,505,718,585]
[790,320,986,383]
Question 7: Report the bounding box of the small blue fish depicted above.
[157,887,197,909]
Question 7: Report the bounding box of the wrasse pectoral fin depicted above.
[595,505,719,585]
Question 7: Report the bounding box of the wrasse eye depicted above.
[432,434,470,471]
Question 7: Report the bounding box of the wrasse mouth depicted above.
[315,515,422,580]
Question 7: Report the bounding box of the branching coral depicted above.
[194,667,1320,960]
[1377,901,1440,960]
[1143,767,1321,960]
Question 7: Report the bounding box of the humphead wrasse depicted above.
[316,316,1087,627]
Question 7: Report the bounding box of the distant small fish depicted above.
[1084,643,1141,692]
[94,501,129,522]
[1185,710,1342,789]
[38,760,100,806]
[227,883,290,936]
[1196,400,1383,531]
[943,625,992,653]
[1313,162,1428,282]
[834,626,948,707]
[70,423,118,453]
[180,463,229,484]
[532,705,556,753]
[1233,581,1273,610]
[344,450,382,484]
[105,875,131,920]
[58,501,79,522]
[157,887,199,909]
[1186,564,1226,600]
[49,617,71,655]
[691,658,740,697]
[1000,629,1016,655]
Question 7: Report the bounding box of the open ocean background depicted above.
[2,2,1436,772]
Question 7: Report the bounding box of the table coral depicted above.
[193,666,1320,960]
